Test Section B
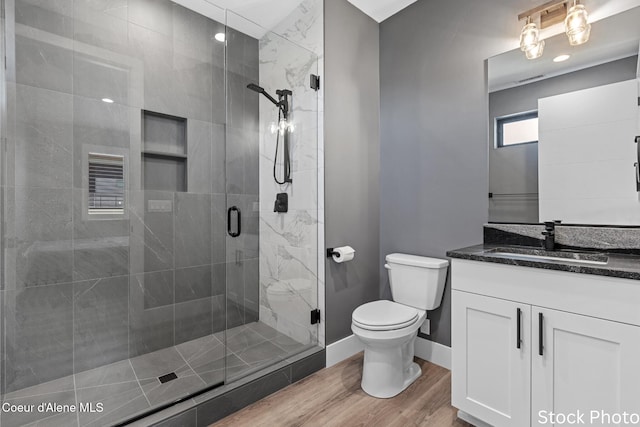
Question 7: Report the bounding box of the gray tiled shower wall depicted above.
[0,0,260,395]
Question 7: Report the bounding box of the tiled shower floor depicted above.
[0,322,309,427]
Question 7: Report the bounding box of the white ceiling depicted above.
[207,0,304,32]
[172,0,306,38]
[347,0,417,23]
[174,0,640,41]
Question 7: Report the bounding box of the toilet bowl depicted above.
[351,254,449,398]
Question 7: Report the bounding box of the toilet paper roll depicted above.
[332,246,355,263]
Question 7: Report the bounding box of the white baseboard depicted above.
[457,410,492,427]
[325,334,452,370]
[414,337,451,370]
[326,334,363,367]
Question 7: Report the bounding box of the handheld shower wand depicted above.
[247,83,293,185]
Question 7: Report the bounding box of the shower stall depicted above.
[0,0,321,425]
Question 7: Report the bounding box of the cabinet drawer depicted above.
[452,259,640,327]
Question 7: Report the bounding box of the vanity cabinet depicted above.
[451,259,640,427]
[452,291,530,426]
[532,307,640,427]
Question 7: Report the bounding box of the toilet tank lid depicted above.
[386,253,449,269]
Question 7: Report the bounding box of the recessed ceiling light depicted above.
[214,33,225,42]
[101,98,114,103]
[553,54,571,63]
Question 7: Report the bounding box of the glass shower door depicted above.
[0,0,231,425]
[223,11,320,381]
[0,0,320,425]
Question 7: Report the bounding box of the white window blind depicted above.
[88,153,125,214]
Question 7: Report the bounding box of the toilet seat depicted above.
[352,300,419,331]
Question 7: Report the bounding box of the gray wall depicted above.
[324,0,380,344]
[489,56,638,223]
[379,0,526,347]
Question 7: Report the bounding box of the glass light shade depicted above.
[520,22,540,51]
[567,22,591,46]
[278,119,288,133]
[525,40,545,60]
[565,4,590,45]
[271,119,294,134]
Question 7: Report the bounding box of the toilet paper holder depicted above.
[327,246,356,263]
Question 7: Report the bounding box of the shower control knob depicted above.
[274,193,288,213]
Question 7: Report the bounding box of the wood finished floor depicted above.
[212,353,472,427]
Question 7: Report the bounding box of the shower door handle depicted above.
[227,206,241,238]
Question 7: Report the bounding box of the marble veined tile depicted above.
[0,389,78,427]
[76,380,149,426]
[139,374,205,406]
[129,346,189,381]
[73,276,129,372]
[3,283,74,393]
[74,359,136,389]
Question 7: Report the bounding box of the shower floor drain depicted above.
[158,372,178,384]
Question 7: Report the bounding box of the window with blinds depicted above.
[88,153,125,214]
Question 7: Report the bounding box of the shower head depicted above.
[246,82,281,111]
[247,83,265,94]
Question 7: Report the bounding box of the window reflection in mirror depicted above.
[487,6,640,225]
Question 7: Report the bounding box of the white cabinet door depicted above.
[452,291,531,427]
[531,307,640,426]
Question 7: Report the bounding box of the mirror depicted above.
[488,6,640,225]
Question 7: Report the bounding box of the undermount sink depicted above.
[486,247,609,266]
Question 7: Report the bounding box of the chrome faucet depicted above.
[542,221,561,251]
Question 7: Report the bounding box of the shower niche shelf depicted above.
[142,110,187,192]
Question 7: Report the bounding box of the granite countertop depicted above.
[447,244,640,281]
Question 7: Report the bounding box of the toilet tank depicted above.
[385,253,449,311]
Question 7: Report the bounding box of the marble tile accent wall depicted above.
[257,0,324,346]
[0,0,259,396]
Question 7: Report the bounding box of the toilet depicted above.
[351,253,449,398]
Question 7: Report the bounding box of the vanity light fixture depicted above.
[519,17,545,60]
[524,38,545,60]
[520,19,540,52]
[565,1,591,46]
[553,54,571,62]
[517,0,591,60]
[101,98,114,103]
